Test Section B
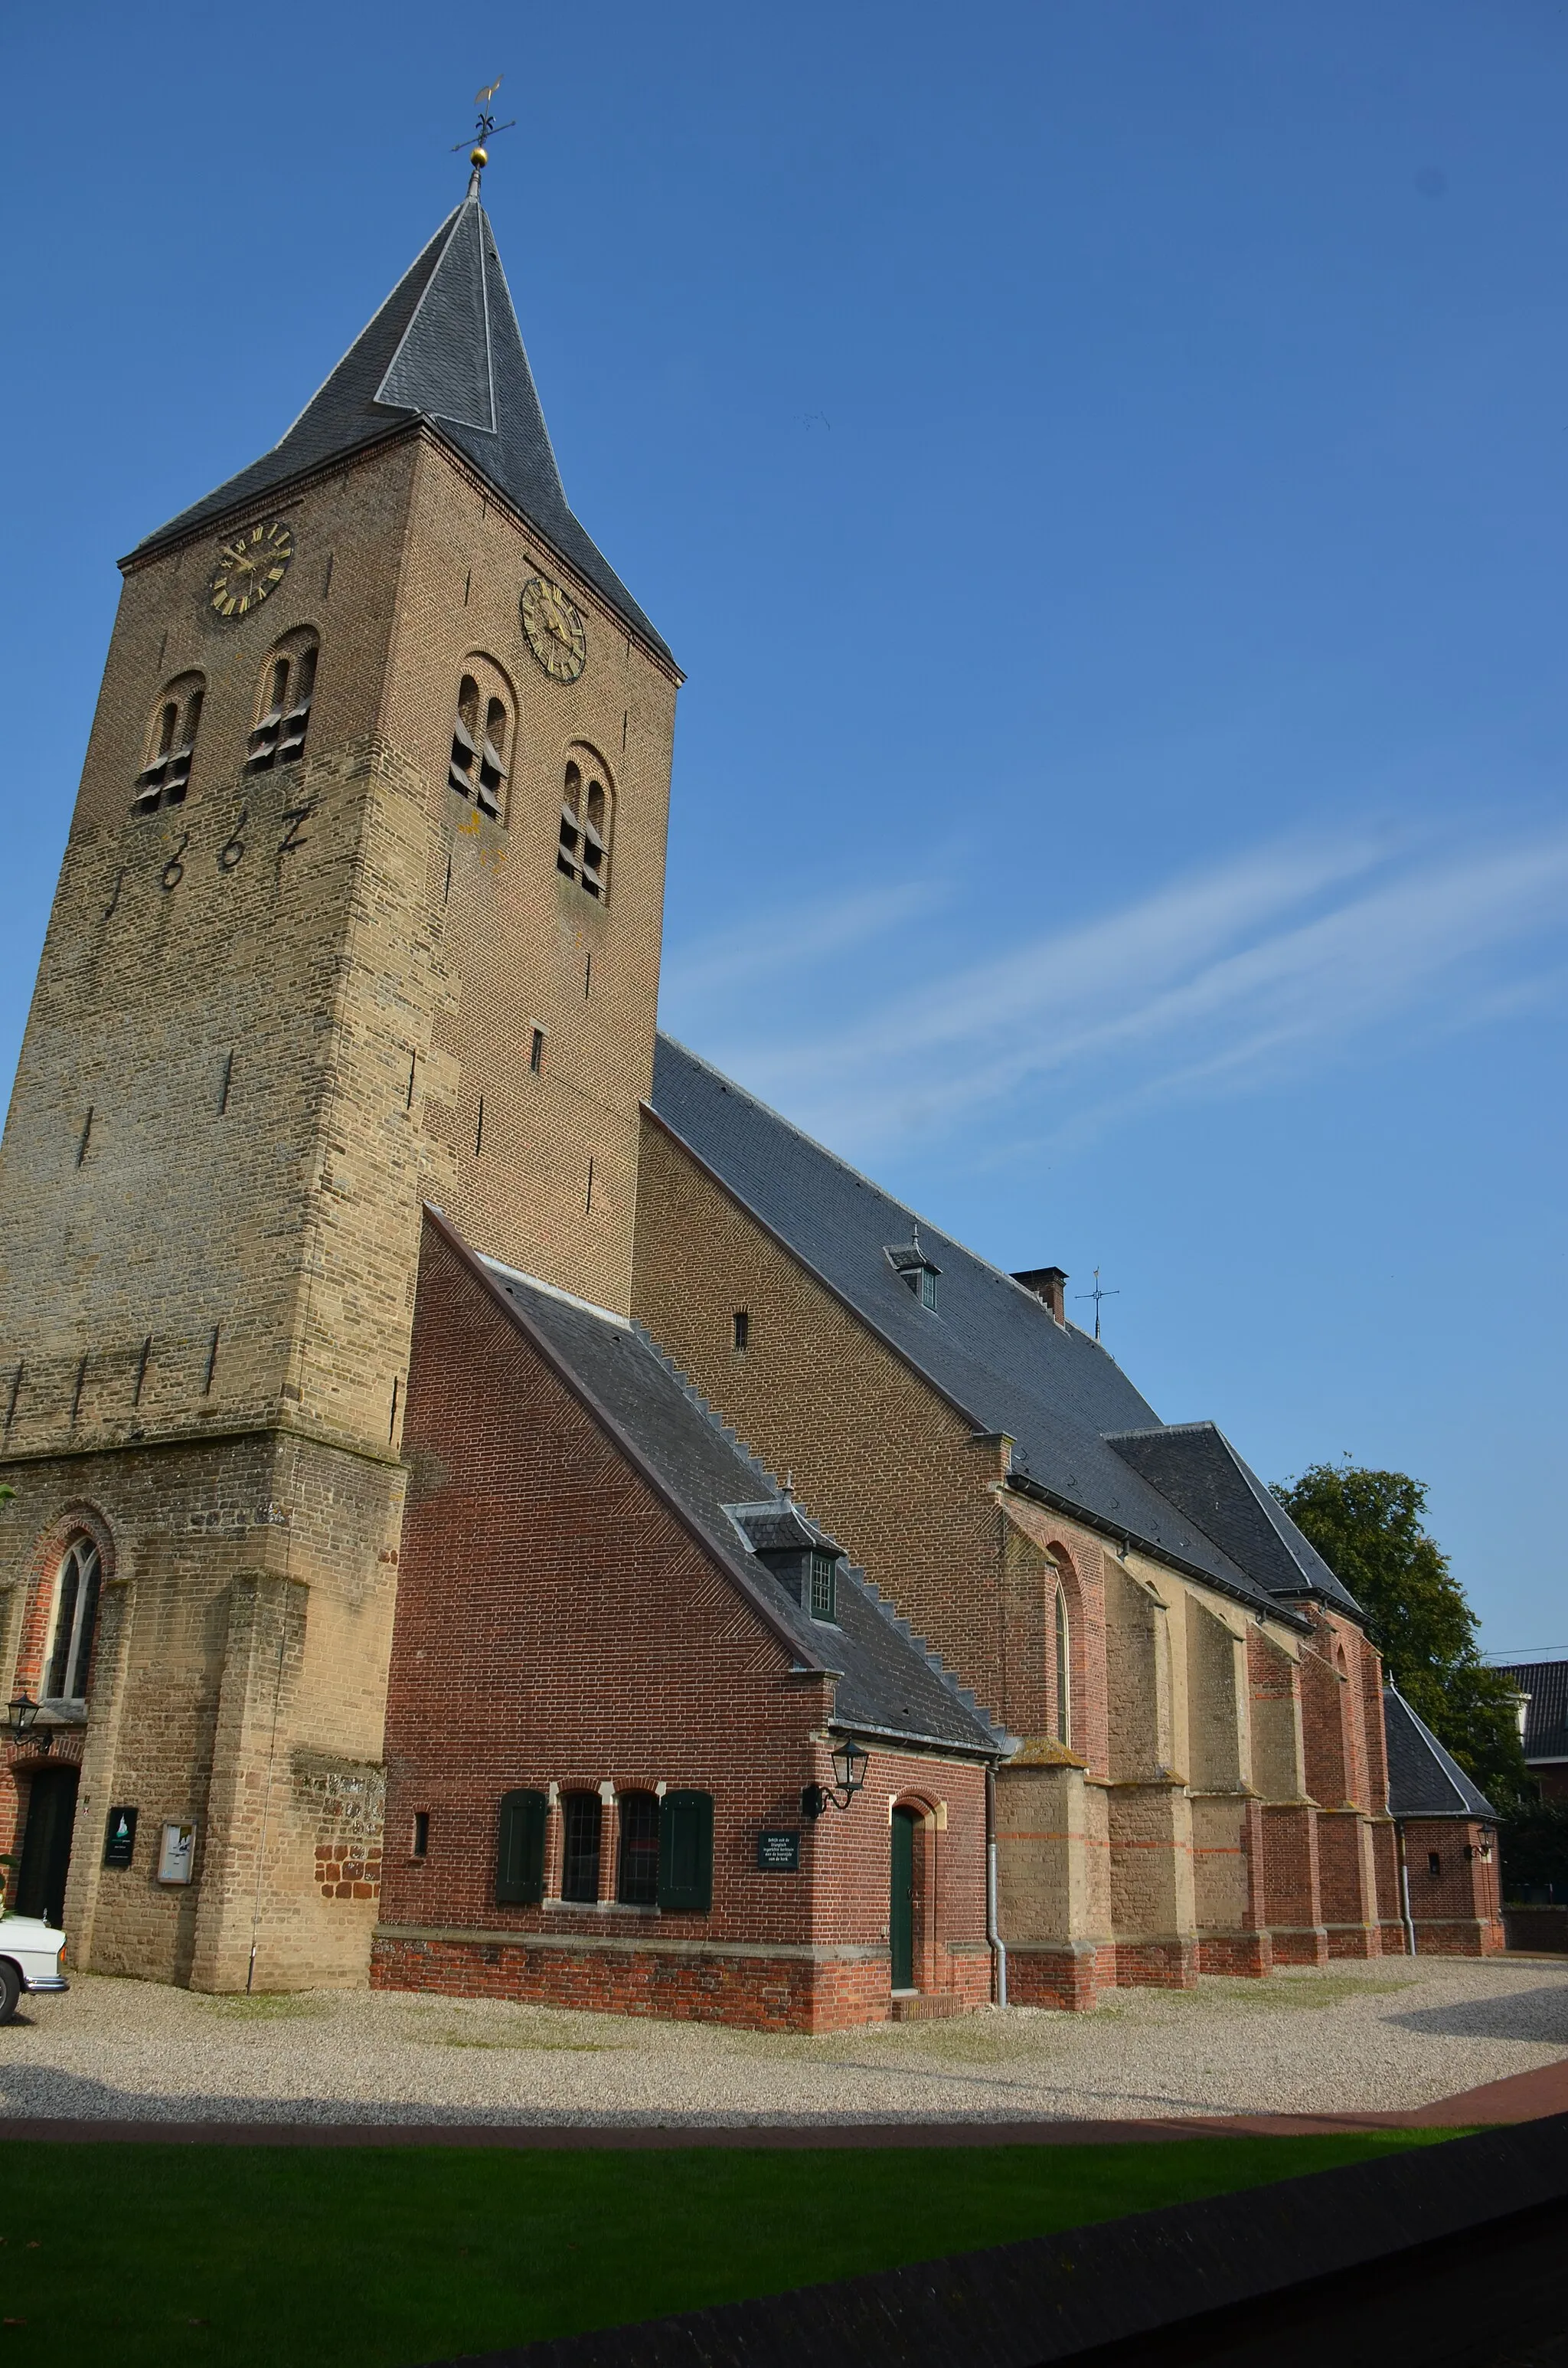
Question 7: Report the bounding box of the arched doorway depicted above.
[15,1765,79,1928]
[890,1805,920,1992]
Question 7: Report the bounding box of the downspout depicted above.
[1395,1819,1417,1958]
[985,1765,1007,2009]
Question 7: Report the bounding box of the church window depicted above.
[616,1791,660,1906]
[530,1027,545,1075]
[809,1549,838,1623]
[1428,1850,1442,1879]
[411,1811,430,1859]
[44,1537,101,1704]
[448,662,513,820]
[557,754,612,901]
[732,1310,750,1352]
[918,1267,939,1312]
[246,630,318,773]
[132,675,204,814]
[1054,1583,1071,1745]
[560,1791,603,1902]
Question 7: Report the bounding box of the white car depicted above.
[0,1913,69,2022]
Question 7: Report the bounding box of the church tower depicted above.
[0,171,679,1987]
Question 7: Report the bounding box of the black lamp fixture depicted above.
[802,1736,869,1820]
[5,1693,47,1751]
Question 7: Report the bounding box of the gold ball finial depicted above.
[470,145,488,170]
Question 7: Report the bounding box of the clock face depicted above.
[208,521,294,621]
[521,574,587,683]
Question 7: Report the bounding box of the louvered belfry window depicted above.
[449,669,511,820]
[557,756,611,901]
[132,676,204,814]
[247,636,318,773]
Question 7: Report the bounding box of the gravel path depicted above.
[2,1958,1565,2127]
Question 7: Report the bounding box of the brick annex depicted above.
[0,170,1503,2030]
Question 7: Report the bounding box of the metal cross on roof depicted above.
[1076,1267,1120,1344]
[450,76,517,180]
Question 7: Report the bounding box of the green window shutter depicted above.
[496,1788,547,1905]
[658,1790,714,1913]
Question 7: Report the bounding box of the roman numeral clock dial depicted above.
[207,520,294,620]
[521,574,587,683]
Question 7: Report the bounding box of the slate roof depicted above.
[1383,1689,1497,1820]
[648,1036,1344,1624]
[129,192,674,669]
[465,1244,1006,1761]
[1106,1424,1362,1615]
[1492,1661,1568,1765]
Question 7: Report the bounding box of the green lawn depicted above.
[0,2131,1455,2367]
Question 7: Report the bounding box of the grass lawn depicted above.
[0,2129,1455,2366]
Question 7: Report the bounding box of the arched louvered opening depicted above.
[247,630,319,773]
[132,675,206,815]
[557,751,612,901]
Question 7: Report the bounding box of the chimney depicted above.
[1013,1266,1068,1324]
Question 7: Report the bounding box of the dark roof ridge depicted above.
[1104,1419,1359,1620]
[1002,1467,1308,1631]
[655,1035,1094,1336]
[631,1313,1006,1752]
[1383,1684,1497,1820]
[426,1208,826,1677]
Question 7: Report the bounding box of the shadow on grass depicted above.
[0,2130,1455,2368]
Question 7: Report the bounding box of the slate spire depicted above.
[134,191,670,663]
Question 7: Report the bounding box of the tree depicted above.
[1272,1461,1529,1806]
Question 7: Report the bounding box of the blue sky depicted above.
[3,3,1565,1653]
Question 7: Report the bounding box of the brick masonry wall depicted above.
[372,1219,993,2030]
[1401,1817,1504,1955]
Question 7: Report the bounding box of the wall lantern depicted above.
[1478,1824,1495,1861]
[5,1693,47,1751]
[802,1737,869,1820]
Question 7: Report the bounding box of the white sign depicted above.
[158,1821,196,1886]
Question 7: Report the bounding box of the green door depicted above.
[890,1805,917,1990]
[16,1765,79,1928]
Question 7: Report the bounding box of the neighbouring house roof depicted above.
[1383,1689,1497,1820]
[648,1035,1347,1627]
[452,1228,1006,1761]
[1492,1660,1568,1765]
[129,193,674,670]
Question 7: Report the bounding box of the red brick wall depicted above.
[372,1219,992,2028]
[1401,1817,1504,1954]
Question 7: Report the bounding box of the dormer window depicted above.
[809,1549,837,1622]
[247,632,318,773]
[886,1229,941,1312]
[728,1499,843,1624]
[449,662,513,821]
[132,674,204,814]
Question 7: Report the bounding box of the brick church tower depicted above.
[0,170,679,1987]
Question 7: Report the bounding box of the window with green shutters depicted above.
[658,1790,714,1913]
[495,1788,547,1905]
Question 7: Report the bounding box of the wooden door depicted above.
[890,1805,918,1990]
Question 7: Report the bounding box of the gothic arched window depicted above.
[448,659,513,821]
[44,1537,102,1705]
[557,751,612,901]
[246,630,318,773]
[1054,1581,1071,1746]
[132,674,204,815]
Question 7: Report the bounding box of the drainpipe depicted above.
[985,1765,1008,2009]
[1395,1819,1417,1958]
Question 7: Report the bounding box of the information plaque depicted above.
[158,1821,197,1886]
[103,1806,138,1869]
[756,1829,801,1872]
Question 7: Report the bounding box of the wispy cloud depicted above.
[668,824,1568,1163]
[661,878,946,1006]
